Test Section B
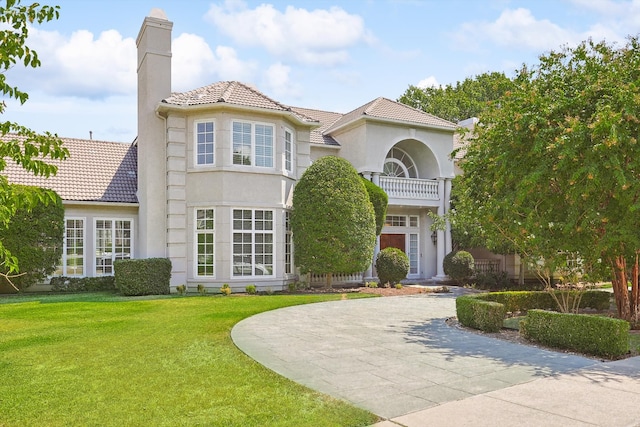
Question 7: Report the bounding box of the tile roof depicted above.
[325,97,457,133]
[163,81,318,124]
[2,134,137,203]
[288,106,342,146]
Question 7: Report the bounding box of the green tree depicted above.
[361,177,388,235]
[454,37,640,320]
[291,156,376,288]
[398,72,514,123]
[0,0,68,289]
[0,186,64,291]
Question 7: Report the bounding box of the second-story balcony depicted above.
[379,176,439,201]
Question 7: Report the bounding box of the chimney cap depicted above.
[149,8,167,20]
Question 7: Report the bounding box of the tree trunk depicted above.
[632,253,639,321]
[611,255,631,320]
[325,272,333,289]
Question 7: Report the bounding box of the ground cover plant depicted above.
[0,292,378,427]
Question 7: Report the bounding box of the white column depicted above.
[372,172,380,186]
[434,178,446,279]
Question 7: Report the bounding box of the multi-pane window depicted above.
[56,218,85,276]
[232,121,274,167]
[409,216,419,227]
[196,120,215,165]
[385,215,407,227]
[284,211,293,274]
[233,209,274,276]
[409,233,419,274]
[95,219,132,275]
[195,209,215,276]
[284,129,293,173]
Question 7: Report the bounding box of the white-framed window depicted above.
[409,233,419,274]
[232,209,274,277]
[409,216,419,227]
[195,120,215,165]
[195,208,215,277]
[383,147,418,178]
[56,218,85,276]
[284,211,293,274]
[284,128,293,173]
[385,215,407,227]
[232,121,274,167]
[95,219,132,276]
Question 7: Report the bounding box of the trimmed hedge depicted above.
[50,276,116,292]
[476,290,610,313]
[114,258,171,296]
[456,295,505,332]
[520,309,629,358]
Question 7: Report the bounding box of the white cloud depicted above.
[171,33,257,92]
[205,0,375,65]
[416,76,440,89]
[453,8,576,52]
[452,5,637,54]
[261,62,301,99]
[11,27,137,99]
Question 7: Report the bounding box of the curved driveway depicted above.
[232,291,640,425]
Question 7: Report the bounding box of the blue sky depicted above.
[4,0,640,142]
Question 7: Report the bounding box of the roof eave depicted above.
[325,115,456,135]
[63,200,139,207]
[157,102,320,128]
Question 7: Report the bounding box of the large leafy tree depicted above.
[454,37,640,320]
[0,185,64,291]
[0,0,68,289]
[291,156,376,288]
[398,72,514,123]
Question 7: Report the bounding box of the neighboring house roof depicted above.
[163,81,319,125]
[2,134,138,203]
[325,97,457,134]
[289,106,342,146]
[453,117,478,161]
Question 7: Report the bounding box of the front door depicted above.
[380,233,406,253]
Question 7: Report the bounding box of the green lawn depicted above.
[0,292,378,427]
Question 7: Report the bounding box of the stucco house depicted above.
[3,9,457,292]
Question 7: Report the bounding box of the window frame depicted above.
[231,208,275,278]
[284,127,293,173]
[194,119,216,166]
[94,218,133,276]
[231,120,275,168]
[194,208,215,278]
[56,217,86,277]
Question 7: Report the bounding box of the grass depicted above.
[0,292,378,427]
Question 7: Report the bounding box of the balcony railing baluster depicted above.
[379,176,439,201]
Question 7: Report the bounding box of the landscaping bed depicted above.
[453,290,640,360]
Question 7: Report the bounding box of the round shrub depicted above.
[443,251,475,284]
[376,247,410,286]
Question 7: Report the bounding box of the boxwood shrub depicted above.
[476,290,610,313]
[456,295,505,332]
[50,276,116,292]
[376,247,410,285]
[114,258,171,296]
[520,309,629,358]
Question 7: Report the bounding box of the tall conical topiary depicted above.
[292,156,376,288]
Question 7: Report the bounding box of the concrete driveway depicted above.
[232,291,640,426]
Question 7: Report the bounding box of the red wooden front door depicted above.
[380,234,406,253]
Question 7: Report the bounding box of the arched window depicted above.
[383,147,417,178]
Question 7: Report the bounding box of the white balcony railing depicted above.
[379,176,439,200]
